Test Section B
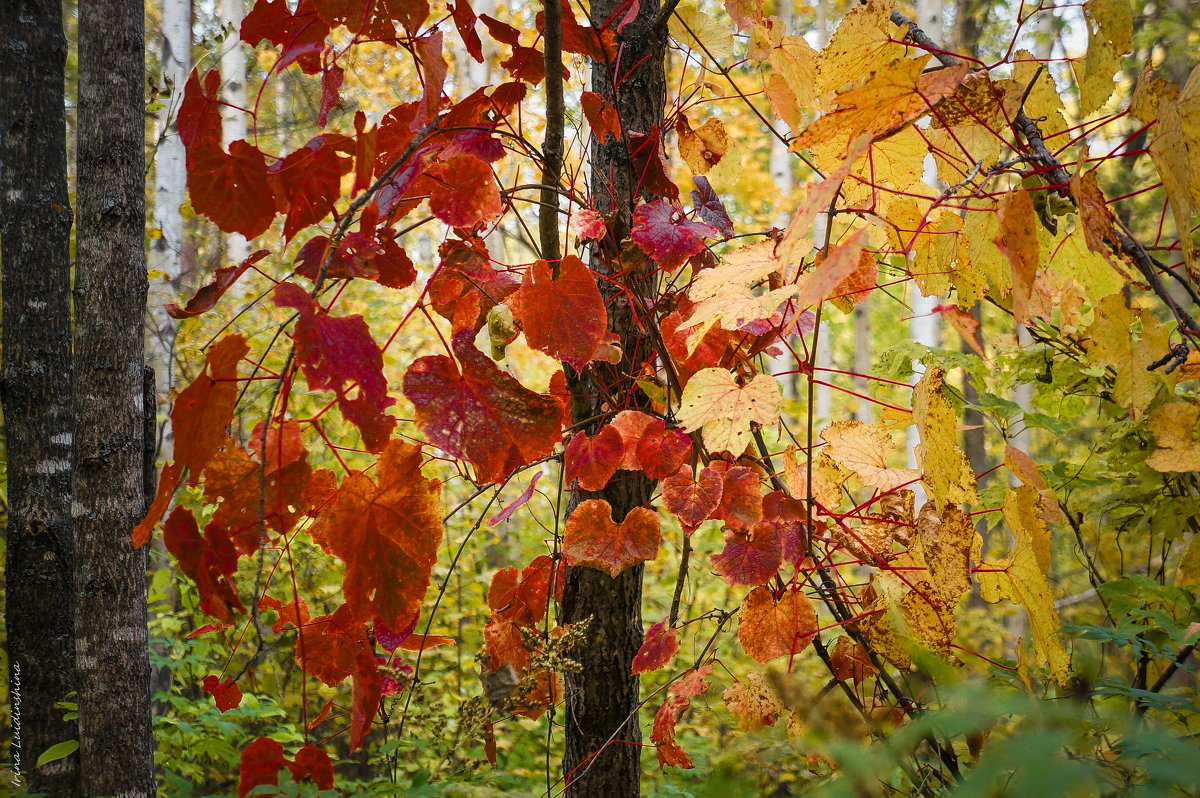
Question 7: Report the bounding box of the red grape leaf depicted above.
[634,420,692,480]
[487,554,561,627]
[662,465,722,529]
[308,440,443,630]
[536,0,616,61]
[631,199,718,271]
[164,506,244,622]
[738,586,818,664]
[238,737,287,798]
[608,410,655,470]
[415,31,447,126]
[260,593,312,634]
[562,499,661,578]
[132,461,183,547]
[312,0,428,37]
[294,228,416,289]
[351,648,381,752]
[428,154,502,228]
[690,175,734,238]
[483,617,530,671]
[290,746,334,790]
[564,426,624,491]
[266,135,346,240]
[241,0,328,73]
[632,619,679,674]
[318,63,343,125]
[167,250,268,319]
[449,0,484,63]
[177,70,223,152]
[650,663,712,770]
[627,131,679,200]
[428,235,519,333]
[404,330,562,484]
[489,470,542,525]
[581,91,621,142]
[715,464,763,530]
[573,208,609,241]
[712,525,782,587]
[172,333,249,476]
[202,675,243,712]
[273,281,396,452]
[295,603,370,686]
[189,137,276,240]
[512,255,607,371]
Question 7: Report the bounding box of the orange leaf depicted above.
[562,499,661,578]
[650,663,712,770]
[171,333,249,477]
[715,463,763,530]
[564,425,624,491]
[713,526,782,587]
[994,189,1039,324]
[350,648,381,752]
[514,256,608,371]
[634,420,693,480]
[308,439,442,630]
[738,586,818,663]
[581,91,620,142]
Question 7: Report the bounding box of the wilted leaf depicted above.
[912,367,979,511]
[994,189,1040,324]
[723,672,785,730]
[1146,402,1200,472]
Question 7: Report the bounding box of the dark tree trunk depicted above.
[72,0,156,794]
[0,2,78,794]
[560,1,666,795]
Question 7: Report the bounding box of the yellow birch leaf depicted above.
[994,189,1040,325]
[782,445,847,511]
[669,3,734,63]
[815,0,907,95]
[1071,0,1132,117]
[1145,402,1200,472]
[977,485,1072,688]
[820,420,921,492]
[912,367,979,511]
[1082,293,1172,419]
[677,369,782,455]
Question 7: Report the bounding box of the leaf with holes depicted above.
[677,369,781,455]
[631,199,718,271]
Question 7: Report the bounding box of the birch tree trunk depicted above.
[73,0,156,793]
[219,0,250,267]
[0,2,78,793]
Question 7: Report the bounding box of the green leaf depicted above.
[36,739,79,768]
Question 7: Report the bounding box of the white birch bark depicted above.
[219,0,250,267]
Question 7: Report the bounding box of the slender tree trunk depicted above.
[0,3,78,794]
[73,0,156,794]
[219,0,250,268]
[561,1,666,794]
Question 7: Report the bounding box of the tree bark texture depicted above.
[73,0,156,794]
[561,0,666,795]
[0,2,78,794]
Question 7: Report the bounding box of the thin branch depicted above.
[540,0,565,265]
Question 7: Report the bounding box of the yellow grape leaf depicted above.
[677,369,782,455]
[1004,445,1063,525]
[770,35,818,112]
[1129,62,1177,124]
[820,420,921,492]
[724,0,762,31]
[1145,402,1200,472]
[1148,65,1200,283]
[1071,0,1132,117]
[680,240,797,351]
[689,240,777,303]
[678,117,729,177]
[917,502,974,604]
[794,57,969,157]
[888,202,963,298]
[669,3,734,63]
[782,445,847,512]
[1045,229,1126,309]
[977,485,1071,688]
[931,70,1006,129]
[912,367,979,511]
[776,136,869,270]
[723,672,785,731]
[1004,50,1069,141]
[1082,293,1172,419]
[1071,169,1130,281]
[962,202,1009,298]
[815,0,907,94]
[994,189,1040,325]
[793,227,868,309]
[1176,533,1200,586]
[860,554,959,663]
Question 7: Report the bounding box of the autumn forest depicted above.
[2,0,1199,795]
